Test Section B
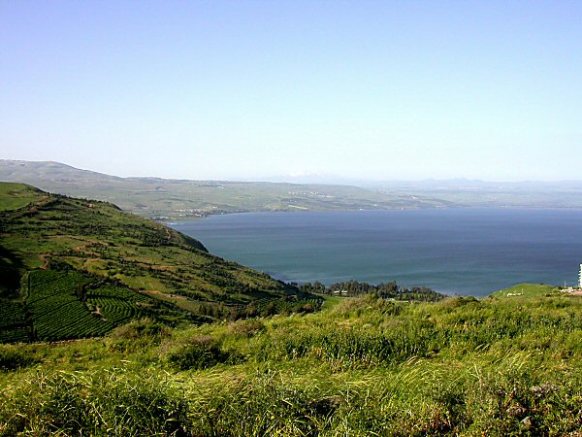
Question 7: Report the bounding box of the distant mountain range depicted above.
[0,160,453,220]
[1,159,581,220]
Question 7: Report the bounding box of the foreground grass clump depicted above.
[167,335,239,370]
[1,369,189,436]
[2,291,582,435]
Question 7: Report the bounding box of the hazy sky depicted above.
[1,1,581,181]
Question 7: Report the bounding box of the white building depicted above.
[579,264,582,289]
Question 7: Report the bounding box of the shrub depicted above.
[167,335,238,370]
[107,318,170,354]
[109,318,168,340]
[228,319,266,337]
[297,303,315,314]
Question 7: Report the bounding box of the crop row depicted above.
[26,270,89,305]
[0,326,30,343]
[27,269,87,290]
[28,292,80,318]
[0,299,30,343]
[33,300,112,341]
[87,297,139,324]
[27,270,111,341]
[86,285,149,324]
[0,299,27,328]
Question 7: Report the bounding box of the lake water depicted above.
[170,209,582,296]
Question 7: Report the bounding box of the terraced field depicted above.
[0,270,191,342]
[26,270,113,340]
[0,299,29,342]
[86,285,150,325]
[0,267,317,343]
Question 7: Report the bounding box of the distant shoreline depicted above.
[162,204,582,224]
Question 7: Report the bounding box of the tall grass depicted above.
[2,293,582,435]
[1,369,189,436]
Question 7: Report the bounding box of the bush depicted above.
[228,319,266,337]
[109,318,168,340]
[106,318,170,354]
[167,335,238,370]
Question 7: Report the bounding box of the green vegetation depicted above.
[0,182,315,342]
[491,282,557,298]
[1,289,582,435]
[4,160,582,221]
[26,270,107,341]
[2,178,581,434]
[300,279,445,301]
[22,270,189,341]
[0,160,453,220]
[0,300,29,343]
[0,182,40,212]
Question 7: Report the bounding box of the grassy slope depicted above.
[0,182,41,211]
[1,290,582,435]
[491,283,558,298]
[0,183,308,342]
[0,160,453,220]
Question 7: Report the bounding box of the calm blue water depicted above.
[171,209,582,296]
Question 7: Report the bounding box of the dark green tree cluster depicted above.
[299,280,444,302]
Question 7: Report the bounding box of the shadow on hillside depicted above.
[0,245,24,298]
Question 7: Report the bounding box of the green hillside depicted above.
[0,183,314,342]
[490,283,558,298]
[0,182,41,212]
[1,290,582,435]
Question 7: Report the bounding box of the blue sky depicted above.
[1,1,581,181]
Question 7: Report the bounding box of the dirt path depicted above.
[39,254,50,269]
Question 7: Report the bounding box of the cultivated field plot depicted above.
[0,299,29,342]
[25,270,158,341]
[86,285,150,325]
[27,270,111,340]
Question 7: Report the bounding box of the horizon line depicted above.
[3,158,582,186]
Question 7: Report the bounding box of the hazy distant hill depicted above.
[0,183,312,342]
[376,179,582,209]
[0,160,453,220]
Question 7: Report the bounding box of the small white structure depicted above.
[579,264,582,289]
